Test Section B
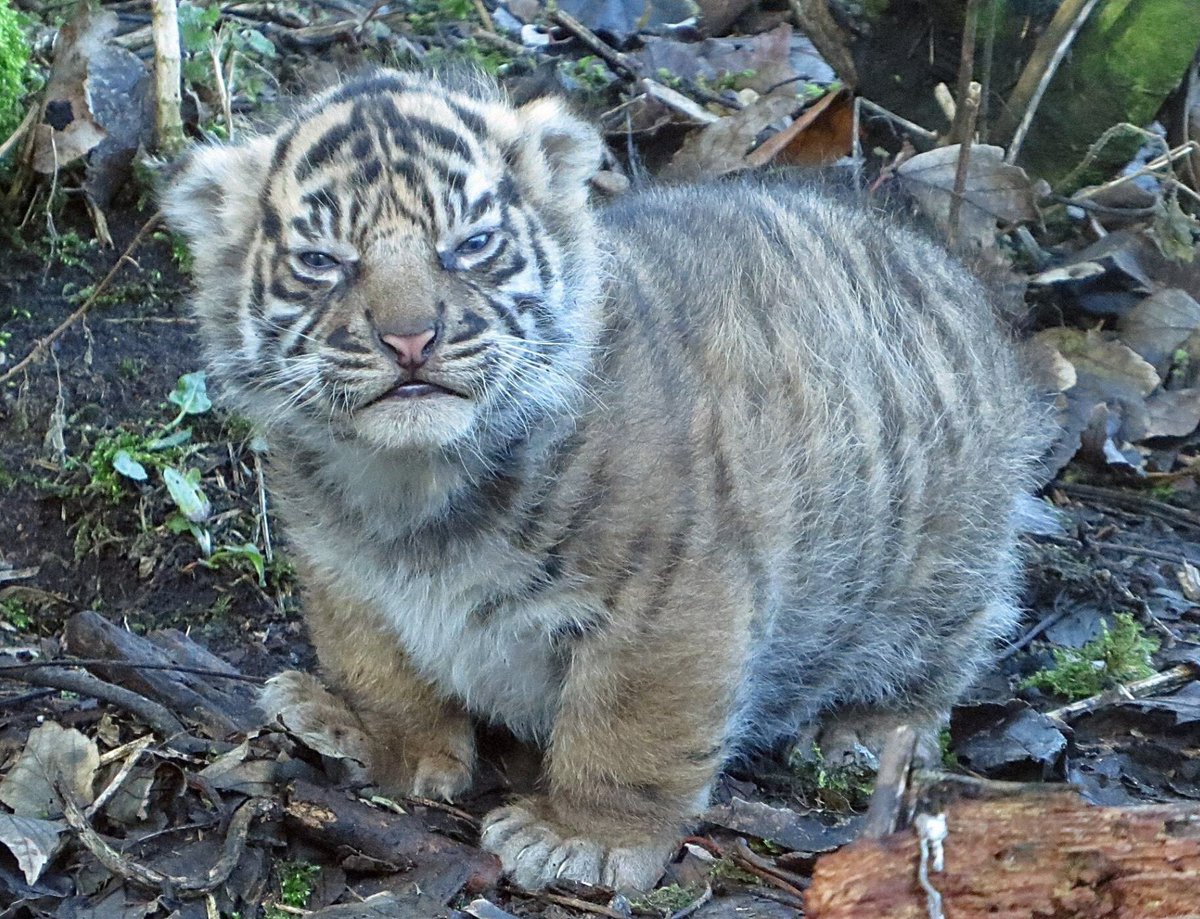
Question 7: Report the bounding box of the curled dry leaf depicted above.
[663,93,799,180]
[0,722,99,819]
[896,144,1039,250]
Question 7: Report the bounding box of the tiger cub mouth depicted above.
[370,379,468,404]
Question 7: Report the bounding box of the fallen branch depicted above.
[0,214,160,387]
[285,780,501,894]
[1058,482,1200,533]
[62,791,268,896]
[947,81,982,249]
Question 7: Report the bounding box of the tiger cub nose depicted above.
[381,327,437,370]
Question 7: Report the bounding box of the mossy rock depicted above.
[1017,0,1200,188]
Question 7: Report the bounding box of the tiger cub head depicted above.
[163,71,605,452]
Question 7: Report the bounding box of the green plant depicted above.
[0,597,31,631]
[177,1,276,105]
[632,884,704,915]
[266,861,319,918]
[787,744,875,811]
[0,305,29,352]
[1022,612,1159,700]
[0,0,31,143]
[561,55,613,92]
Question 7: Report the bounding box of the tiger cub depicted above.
[163,69,1043,891]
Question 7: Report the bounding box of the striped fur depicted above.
[163,70,1044,891]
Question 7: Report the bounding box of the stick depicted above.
[862,725,918,838]
[786,0,858,88]
[0,662,216,754]
[1004,0,1102,163]
[949,0,981,145]
[1057,482,1200,532]
[0,105,37,162]
[947,81,981,249]
[152,0,186,155]
[1044,662,1200,724]
[0,658,267,685]
[0,214,161,386]
[62,791,267,895]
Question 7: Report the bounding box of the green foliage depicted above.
[407,0,476,33]
[561,55,613,92]
[0,597,31,631]
[177,0,275,104]
[423,38,511,74]
[266,861,319,917]
[1022,613,1159,700]
[787,744,875,811]
[0,304,30,353]
[632,884,704,914]
[0,0,31,143]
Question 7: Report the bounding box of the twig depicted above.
[470,0,494,33]
[210,33,234,141]
[62,791,267,896]
[786,0,858,88]
[997,607,1068,661]
[504,886,628,919]
[88,735,155,818]
[1088,540,1200,567]
[947,81,981,249]
[1044,662,1200,724]
[0,662,216,754]
[1057,482,1200,533]
[667,884,713,919]
[728,838,809,899]
[977,0,1000,140]
[949,0,981,144]
[254,452,273,564]
[0,657,267,684]
[402,794,480,829]
[0,105,37,162]
[862,724,918,838]
[857,98,939,144]
[0,688,56,709]
[1004,0,1102,163]
[551,9,640,79]
[0,214,161,387]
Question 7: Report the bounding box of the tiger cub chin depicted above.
[163,69,1042,891]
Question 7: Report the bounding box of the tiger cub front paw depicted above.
[260,670,473,800]
[480,799,674,891]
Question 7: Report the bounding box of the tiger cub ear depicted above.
[160,137,274,246]
[508,96,604,210]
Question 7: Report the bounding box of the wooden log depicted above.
[806,784,1200,918]
[284,780,501,895]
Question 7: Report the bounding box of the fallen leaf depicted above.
[0,722,99,818]
[0,814,67,885]
[744,87,853,168]
[950,702,1067,781]
[1117,288,1200,374]
[1144,388,1200,439]
[702,796,862,853]
[1177,561,1200,602]
[896,144,1038,250]
[663,92,799,180]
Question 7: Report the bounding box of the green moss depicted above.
[787,744,875,811]
[0,0,30,143]
[633,884,705,914]
[0,597,31,631]
[1022,612,1158,700]
[266,861,319,917]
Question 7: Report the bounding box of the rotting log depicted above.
[806,782,1200,918]
[285,780,501,895]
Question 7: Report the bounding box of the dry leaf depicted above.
[0,814,66,885]
[1177,561,1200,602]
[0,722,99,818]
[663,93,798,180]
[1117,288,1200,374]
[897,144,1038,250]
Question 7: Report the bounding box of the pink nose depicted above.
[381,328,436,369]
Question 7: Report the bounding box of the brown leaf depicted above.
[897,144,1039,249]
[744,87,853,168]
[663,93,799,180]
[0,722,99,819]
[1118,288,1200,374]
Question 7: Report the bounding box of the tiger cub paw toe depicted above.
[480,802,671,892]
[259,670,372,780]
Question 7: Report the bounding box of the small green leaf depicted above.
[168,372,212,417]
[162,467,211,522]
[111,450,148,482]
[208,542,266,586]
[146,429,192,451]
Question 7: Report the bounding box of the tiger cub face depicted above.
[163,73,605,451]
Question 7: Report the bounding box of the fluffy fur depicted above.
[163,69,1044,891]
